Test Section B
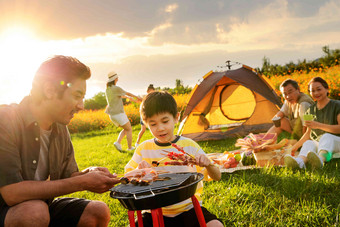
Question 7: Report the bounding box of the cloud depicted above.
[2,0,339,48]
[318,0,340,19]
[145,0,340,50]
[212,0,340,50]
[165,3,178,13]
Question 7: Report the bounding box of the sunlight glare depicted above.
[0,26,47,104]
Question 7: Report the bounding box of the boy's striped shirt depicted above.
[124,136,209,217]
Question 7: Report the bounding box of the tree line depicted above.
[84,79,192,110]
[256,46,340,77]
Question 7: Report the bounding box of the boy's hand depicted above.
[138,160,152,169]
[195,154,213,168]
[195,154,221,181]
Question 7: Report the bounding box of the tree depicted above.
[163,79,192,95]
[260,56,271,76]
[84,92,107,110]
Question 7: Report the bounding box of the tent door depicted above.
[220,84,256,121]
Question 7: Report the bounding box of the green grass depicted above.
[69,126,340,226]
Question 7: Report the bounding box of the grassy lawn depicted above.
[69,125,340,226]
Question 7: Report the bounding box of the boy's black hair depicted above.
[141,91,177,121]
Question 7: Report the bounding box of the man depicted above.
[0,55,120,226]
[267,79,314,139]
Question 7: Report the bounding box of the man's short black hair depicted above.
[31,55,91,102]
[141,91,177,122]
[280,79,299,91]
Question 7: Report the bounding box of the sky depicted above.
[1,0,340,104]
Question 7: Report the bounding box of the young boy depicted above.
[125,91,223,227]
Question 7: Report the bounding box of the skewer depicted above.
[119,177,130,184]
[118,169,169,178]
[192,146,216,167]
[119,174,171,185]
[162,143,217,167]
[156,170,170,174]
[184,152,196,160]
[168,142,197,160]
[152,157,168,167]
[164,145,196,161]
[161,150,171,154]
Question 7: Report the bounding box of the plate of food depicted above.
[207,150,258,173]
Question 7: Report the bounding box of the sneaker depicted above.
[284,154,300,169]
[114,142,122,152]
[135,143,139,147]
[127,146,135,151]
[307,151,323,169]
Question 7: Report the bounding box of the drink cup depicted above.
[272,116,281,127]
[303,114,315,121]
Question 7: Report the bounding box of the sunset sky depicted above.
[1,0,340,104]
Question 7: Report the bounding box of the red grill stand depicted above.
[127,195,207,227]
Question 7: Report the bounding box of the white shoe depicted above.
[114,142,122,152]
[127,146,135,151]
[284,154,301,169]
[135,143,139,147]
[307,151,323,169]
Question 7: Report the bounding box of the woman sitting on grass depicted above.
[284,77,340,169]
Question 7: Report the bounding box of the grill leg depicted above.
[128,210,136,227]
[157,208,165,227]
[151,209,160,226]
[137,210,144,227]
[191,196,207,227]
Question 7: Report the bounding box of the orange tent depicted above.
[178,65,282,141]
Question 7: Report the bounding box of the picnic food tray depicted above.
[207,149,298,172]
[207,152,259,173]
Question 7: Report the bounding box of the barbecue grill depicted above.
[110,172,203,210]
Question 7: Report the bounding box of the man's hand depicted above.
[79,166,120,193]
[0,167,120,206]
[81,166,114,177]
[81,170,120,193]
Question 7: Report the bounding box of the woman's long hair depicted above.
[106,80,116,88]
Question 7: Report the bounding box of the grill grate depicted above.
[110,172,195,195]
